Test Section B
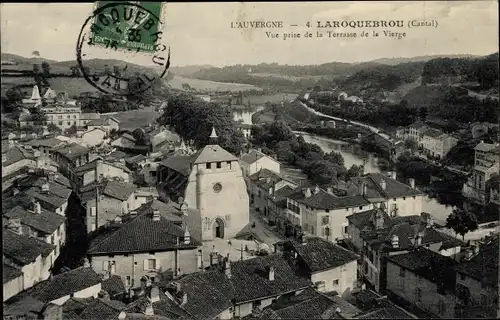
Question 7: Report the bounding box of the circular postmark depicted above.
[76,1,170,96]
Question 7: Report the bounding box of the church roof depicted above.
[193,144,238,164]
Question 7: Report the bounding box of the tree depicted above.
[41,61,51,78]
[418,106,428,121]
[66,124,78,136]
[47,123,61,134]
[346,164,361,180]
[445,208,479,240]
[133,128,150,146]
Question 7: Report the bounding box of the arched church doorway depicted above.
[213,218,225,239]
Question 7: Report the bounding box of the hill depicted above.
[370,54,480,65]
[169,65,214,77]
[338,61,426,98]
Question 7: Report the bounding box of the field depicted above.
[166,75,262,92]
[1,76,102,97]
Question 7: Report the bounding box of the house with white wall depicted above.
[283,237,359,297]
[86,203,200,289]
[3,229,55,301]
[240,149,280,177]
[79,178,138,233]
[74,158,131,189]
[285,186,373,241]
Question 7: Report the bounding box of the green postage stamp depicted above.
[90,1,164,53]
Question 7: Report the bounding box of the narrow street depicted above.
[248,207,286,246]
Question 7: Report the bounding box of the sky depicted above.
[1,1,498,67]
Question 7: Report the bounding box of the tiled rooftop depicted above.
[3,229,55,265]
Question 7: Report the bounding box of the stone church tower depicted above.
[182,128,249,241]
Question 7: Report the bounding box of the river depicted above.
[232,107,454,225]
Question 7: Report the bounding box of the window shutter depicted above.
[155,259,160,270]
[102,261,108,270]
[91,206,96,216]
[143,260,148,271]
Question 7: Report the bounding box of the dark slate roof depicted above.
[387,248,458,290]
[26,186,69,208]
[131,199,184,224]
[79,298,126,320]
[124,287,191,319]
[455,236,499,287]
[5,205,66,234]
[16,174,72,193]
[105,150,129,161]
[288,187,370,210]
[52,143,90,160]
[87,210,199,255]
[3,295,46,317]
[3,229,55,265]
[26,137,64,149]
[63,297,96,315]
[241,149,266,164]
[361,220,447,253]
[230,253,312,303]
[408,121,428,130]
[423,128,443,138]
[258,287,361,319]
[346,209,391,231]
[272,185,297,206]
[80,179,137,203]
[159,154,195,176]
[125,154,147,165]
[353,290,418,319]
[2,145,34,166]
[349,173,424,200]
[101,275,126,296]
[174,270,235,320]
[74,159,131,175]
[3,262,23,283]
[288,237,359,273]
[249,168,295,190]
[21,267,102,303]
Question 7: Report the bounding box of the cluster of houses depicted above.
[396,121,459,159]
[2,93,499,319]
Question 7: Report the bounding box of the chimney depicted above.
[150,286,160,303]
[98,290,110,300]
[391,171,397,180]
[313,185,320,194]
[2,154,6,163]
[375,210,384,229]
[391,235,399,248]
[7,218,23,235]
[266,266,275,281]
[143,302,154,316]
[33,201,42,214]
[360,183,367,196]
[83,257,90,268]
[183,227,191,245]
[224,257,231,279]
[196,250,203,270]
[408,178,415,189]
[303,188,312,198]
[380,179,386,190]
[41,182,50,193]
[266,177,271,184]
[152,209,160,221]
[130,210,137,217]
[415,234,422,246]
[327,187,334,195]
[473,245,480,255]
[464,249,474,260]
[178,196,184,205]
[181,293,188,307]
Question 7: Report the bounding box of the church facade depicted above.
[157,129,250,241]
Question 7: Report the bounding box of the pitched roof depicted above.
[5,205,66,234]
[26,185,70,209]
[87,210,199,255]
[63,297,96,315]
[26,137,65,149]
[131,199,184,223]
[241,149,266,164]
[387,248,458,290]
[102,180,137,201]
[455,236,499,287]
[101,275,126,296]
[86,118,109,126]
[249,168,294,189]
[124,287,191,319]
[288,188,370,210]
[3,229,55,265]
[423,128,443,138]
[21,267,102,303]
[159,154,195,176]
[125,154,147,165]
[474,142,500,153]
[350,173,424,200]
[408,121,428,130]
[3,262,23,283]
[79,298,126,320]
[353,290,418,319]
[74,158,131,175]
[260,287,361,319]
[230,253,312,303]
[174,270,235,320]
[193,144,238,164]
[52,143,90,160]
[2,145,34,166]
[288,237,359,272]
[273,185,297,205]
